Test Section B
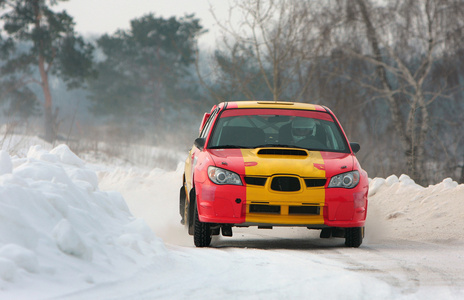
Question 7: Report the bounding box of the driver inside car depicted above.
[291,117,316,145]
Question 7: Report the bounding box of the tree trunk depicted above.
[34,0,56,143]
[39,54,55,142]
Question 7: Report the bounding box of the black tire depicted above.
[345,227,363,248]
[193,204,212,247]
[179,186,186,225]
[320,228,332,239]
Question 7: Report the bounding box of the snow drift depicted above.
[0,145,165,299]
[366,174,464,243]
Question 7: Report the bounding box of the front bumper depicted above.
[195,175,368,228]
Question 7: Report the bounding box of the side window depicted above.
[200,108,219,138]
[324,122,348,151]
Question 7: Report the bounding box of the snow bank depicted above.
[366,174,464,242]
[0,145,165,299]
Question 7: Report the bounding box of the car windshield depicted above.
[208,108,349,152]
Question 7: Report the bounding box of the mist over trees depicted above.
[0,0,463,184]
[338,0,464,184]
[87,14,204,144]
[204,1,326,102]
[0,0,95,142]
[200,0,464,185]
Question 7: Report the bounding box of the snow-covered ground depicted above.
[0,140,463,299]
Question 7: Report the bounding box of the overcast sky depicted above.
[55,0,231,48]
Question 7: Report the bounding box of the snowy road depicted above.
[53,227,464,299]
[94,164,464,300]
[205,231,464,299]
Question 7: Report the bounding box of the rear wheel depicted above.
[194,204,212,247]
[345,227,363,248]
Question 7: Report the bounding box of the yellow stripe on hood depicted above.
[240,149,325,177]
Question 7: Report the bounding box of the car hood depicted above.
[208,148,354,178]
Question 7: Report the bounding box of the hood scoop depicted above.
[257,149,308,157]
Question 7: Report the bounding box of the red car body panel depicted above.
[184,101,368,231]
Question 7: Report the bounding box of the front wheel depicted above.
[194,204,212,247]
[345,227,363,248]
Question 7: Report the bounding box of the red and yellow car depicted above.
[180,101,368,247]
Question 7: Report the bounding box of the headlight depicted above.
[207,166,242,185]
[328,171,360,189]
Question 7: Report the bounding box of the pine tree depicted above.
[88,14,204,128]
[0,0,95,142]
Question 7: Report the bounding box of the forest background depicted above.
[0,0,463,186]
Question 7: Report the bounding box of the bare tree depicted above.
[203,0,327,102]
[199,0,464,183]
[330,0,464,184]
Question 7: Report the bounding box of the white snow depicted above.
[0,150,13,175]
[0,143,165,299]
[0,139,463,299]
[367,174,464,242]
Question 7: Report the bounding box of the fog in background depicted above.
[1,0,463,185]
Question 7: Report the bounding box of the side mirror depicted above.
[194,138,206,150]
[350,142,361,154]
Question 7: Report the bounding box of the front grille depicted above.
[271,176,301,192]
[250,204,281,214]
[304,178,327,187]
[258,149,308,156]
[244,176,267,186]
[289,206,320,215]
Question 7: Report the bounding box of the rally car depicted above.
[180,101,368,247]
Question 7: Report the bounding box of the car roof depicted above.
[220,101,328,112]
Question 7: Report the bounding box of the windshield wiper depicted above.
[209,145,251,149]
[253,144,304,149]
